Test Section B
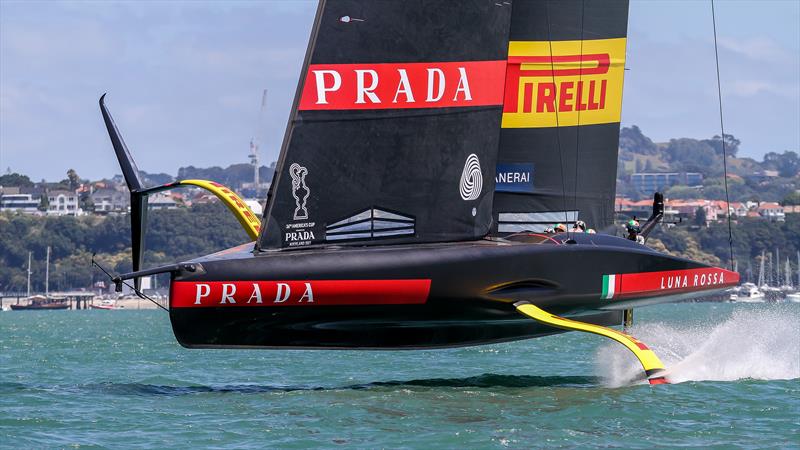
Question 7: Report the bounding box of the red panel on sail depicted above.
[298,60,506,110]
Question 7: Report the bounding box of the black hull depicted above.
[169,234,737,349]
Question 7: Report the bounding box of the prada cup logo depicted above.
[459,154,482,201]
[289,163,309,220]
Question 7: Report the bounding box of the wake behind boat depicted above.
[97,0,738,384]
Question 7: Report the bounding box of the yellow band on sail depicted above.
[178,179,261,240]
[515,302,667,382]
[501,38,627,129]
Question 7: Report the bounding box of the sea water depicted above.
[1,303,798,448]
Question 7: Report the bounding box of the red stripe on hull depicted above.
[616,267,739,299]
[171,280,431,308]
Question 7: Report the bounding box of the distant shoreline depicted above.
[0,296,164,310]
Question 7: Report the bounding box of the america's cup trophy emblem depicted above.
[289,163,309,220]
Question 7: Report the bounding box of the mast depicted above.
[45,246,50,297]
[746,260,752,283]
[26,251,32,297]
[767,251,773,286]
[776,247,780,285]
[785,257,791,288]
[758,250,765,287]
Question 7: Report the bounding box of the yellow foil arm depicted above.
[515,302,668,384]
[178,179,261,240]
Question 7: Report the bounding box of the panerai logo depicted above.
[459,153,482,201]
[495,163,534,193]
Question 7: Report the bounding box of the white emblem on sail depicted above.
[459,153,482,201]
[289,163,309,220]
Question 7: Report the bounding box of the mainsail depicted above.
[258,0,512,249]
[493,0,629,233]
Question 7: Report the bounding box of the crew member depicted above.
[626,219,645,244]
[572,220,587,233]
[554,223,567,233]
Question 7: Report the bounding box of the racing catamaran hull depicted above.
[169,233,737,349]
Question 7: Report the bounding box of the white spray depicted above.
[596,305,800,386]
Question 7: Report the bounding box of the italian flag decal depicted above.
[601,274,619,299]
[601,267,739,300]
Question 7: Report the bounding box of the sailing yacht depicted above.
[98,0,739,383]
[11,247,69,310]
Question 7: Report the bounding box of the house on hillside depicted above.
[747,170,779,184]
[149,192,179,210]
[757,202,785,222]
[782,205,800,215]
[47,190,83,216]
[0,187,41,214]
[730,202,749,218]
[614,197,652,220]
[90,188,129,214]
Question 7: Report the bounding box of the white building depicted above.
[0,188,41,214]
[149,192,179,210]
[757,202,785,222]
[91,188,129,214]
[47,190,83,216]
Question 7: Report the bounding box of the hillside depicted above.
[0,203,250,293]
[617,126,799,203]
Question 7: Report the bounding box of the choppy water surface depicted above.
[1,303,798,448]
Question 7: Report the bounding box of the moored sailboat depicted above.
[10,247,70,311]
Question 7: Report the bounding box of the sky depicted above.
[1,0,798,182]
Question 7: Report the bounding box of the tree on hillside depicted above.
[664,138,722,176]
[702,134,740,158]
[782,191,800,206]
[63,169,83,191]
[694,207,707,226]
[763,151,799,178]
[139,171,174,186]
[664,185,699,199]
[619,126,658,155]
[38,193,49,211]
[0,172,34,187]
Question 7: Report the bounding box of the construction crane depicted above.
[248,89,268,195]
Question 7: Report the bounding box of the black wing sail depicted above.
[493,0,629,233]
[258,0,512,249]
